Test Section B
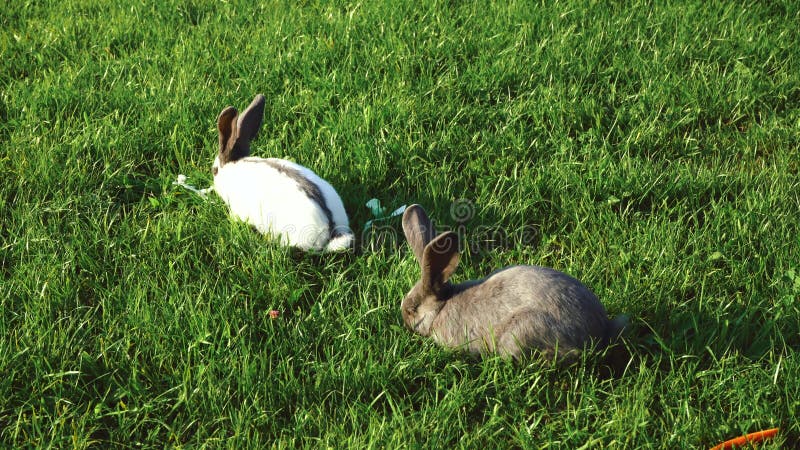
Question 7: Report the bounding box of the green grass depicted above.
[2,0,799,447]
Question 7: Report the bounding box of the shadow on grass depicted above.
[631,299,798,374]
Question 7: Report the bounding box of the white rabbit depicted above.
[212,94,353,251]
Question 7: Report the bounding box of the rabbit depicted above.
[212,94,354,251]
[400,204,627,361]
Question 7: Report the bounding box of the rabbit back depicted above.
[433,265,611,359]
[262,158,350,232]
[214,157,350,250]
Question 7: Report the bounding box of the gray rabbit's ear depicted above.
[217,106,239,164]
[421,231,460,294]
[237,94,266,144]
[402,204,435,263]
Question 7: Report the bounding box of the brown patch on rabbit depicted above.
[216,95,265,166]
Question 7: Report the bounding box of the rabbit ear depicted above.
[421,231,460,294]
[217,106,239,164]
[403,204,436,263]
[237,94,266,144]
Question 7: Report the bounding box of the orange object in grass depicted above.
[269,310,280,319]
[710,427,779,450]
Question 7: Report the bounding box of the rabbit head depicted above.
[212,94,266,176]
[401,204,461,336]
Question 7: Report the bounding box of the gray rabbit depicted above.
[401,204,626,361]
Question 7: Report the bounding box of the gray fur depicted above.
[402,205,436,262]
[401,204,625,361]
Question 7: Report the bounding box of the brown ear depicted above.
[421,231,460,294]
[237,94,265,144]
[402,204,435,263]
[217,106,239,164]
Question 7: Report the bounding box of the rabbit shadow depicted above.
[629,297,797,374]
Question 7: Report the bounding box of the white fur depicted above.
[213,156,353,251]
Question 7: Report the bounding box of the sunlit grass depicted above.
[1,0,798,447]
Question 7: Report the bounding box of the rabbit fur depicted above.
[212,94,353,251]
[401,204,626,361]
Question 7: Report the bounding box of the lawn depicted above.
[1,0,799,447]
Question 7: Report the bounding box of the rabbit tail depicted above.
[325,228,355,252]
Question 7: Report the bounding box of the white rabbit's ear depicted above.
[237,94,265,144]
[217,106,239,164]
[402,204,435,263]
[421,231,460,294]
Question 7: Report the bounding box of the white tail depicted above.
[325,232,355,252]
